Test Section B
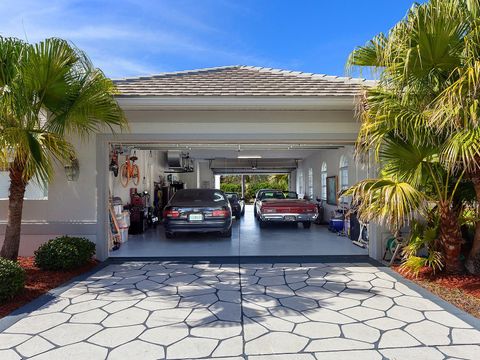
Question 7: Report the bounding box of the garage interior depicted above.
[107,142,369,258]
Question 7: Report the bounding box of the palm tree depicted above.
[431,68,480,273]
[0,37,127,260]
[268,174,289,190]
[345,135,466,273]
[346,0,472,273]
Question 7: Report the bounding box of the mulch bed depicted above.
[394,266,480,319]
[0,257,98,319]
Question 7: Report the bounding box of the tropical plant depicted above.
[431,67,480,273]
[220,183,242,194]
[0,37,127,260]
[268,174,289,190]
[399,218,443,277]
[346,0,480,273]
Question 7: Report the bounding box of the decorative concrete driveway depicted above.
[0,260,479,360]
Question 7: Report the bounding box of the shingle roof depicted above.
[113,65,375,97]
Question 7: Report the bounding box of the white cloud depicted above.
[0,0,276,77]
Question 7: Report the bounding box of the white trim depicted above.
[115,96,357,111]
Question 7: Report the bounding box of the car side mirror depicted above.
[240,197,245,201]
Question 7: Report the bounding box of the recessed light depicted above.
[238,155,262,159]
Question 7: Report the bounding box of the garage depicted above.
[93,66,378,260]
[105,142,369,258]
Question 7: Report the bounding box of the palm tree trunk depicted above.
[0,165,27,260]
[466,176,480,274]
[439,203,463,274]
[438,202,464,274]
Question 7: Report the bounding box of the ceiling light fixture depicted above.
[238,155,262,159]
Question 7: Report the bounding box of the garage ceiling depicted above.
[113,142,346,174]
[115,142,343,160]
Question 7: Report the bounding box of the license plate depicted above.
[284,215,296,221]
[189,213,204,221]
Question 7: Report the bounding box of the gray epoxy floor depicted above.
[110,206,368,257]
[1,261,478,359]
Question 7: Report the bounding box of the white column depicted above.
[214,175,221,189]
[196,160,200,188]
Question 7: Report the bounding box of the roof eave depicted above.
[115,96,358,111]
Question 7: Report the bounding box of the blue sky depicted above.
[0,1,417,79]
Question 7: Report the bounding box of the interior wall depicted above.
[109,150,169,205]
[177,171,196,189]
[296,146,369,221]
[109,152,216,204]
[289,170,297,192]
[198,161,215,188]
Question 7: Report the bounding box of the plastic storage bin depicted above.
[119,228,129,243]
[329,218,344,232]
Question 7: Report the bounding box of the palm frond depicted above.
[344,177,426,234]
[440,128,480,173]
[0,36,127,186]
[379,135,439,188]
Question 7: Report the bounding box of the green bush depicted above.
[244,182,267,202]
[220,183,242,193]
[0,257,26,302]
[34,236,96,270]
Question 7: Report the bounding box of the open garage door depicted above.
[106,141,369,259]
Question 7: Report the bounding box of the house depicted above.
[0,65,382,261]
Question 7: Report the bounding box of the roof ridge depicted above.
[237,65,371,84]
[112,65,374,85]
[112,65,242,82]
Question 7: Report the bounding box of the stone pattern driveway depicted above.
[0,261,479,359]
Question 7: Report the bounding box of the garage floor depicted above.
[110,206,368,258]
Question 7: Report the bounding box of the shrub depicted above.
[0,257,26,302]
[34,236,96,270]
[400,220,443,277]
[220,183,241,193]
[244,181,273,202]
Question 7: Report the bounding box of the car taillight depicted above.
[212,209,230,217]
[164,210,180,218]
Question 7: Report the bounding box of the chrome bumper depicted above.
[260,213,318,222]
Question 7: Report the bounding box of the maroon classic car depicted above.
[255,190,318,228]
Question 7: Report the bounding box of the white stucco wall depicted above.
[0,136,98,256]
[1,105,373,259]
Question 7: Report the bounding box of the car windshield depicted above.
[284,191,298,199]
[261,191,285,200]
[173,190,225,202]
